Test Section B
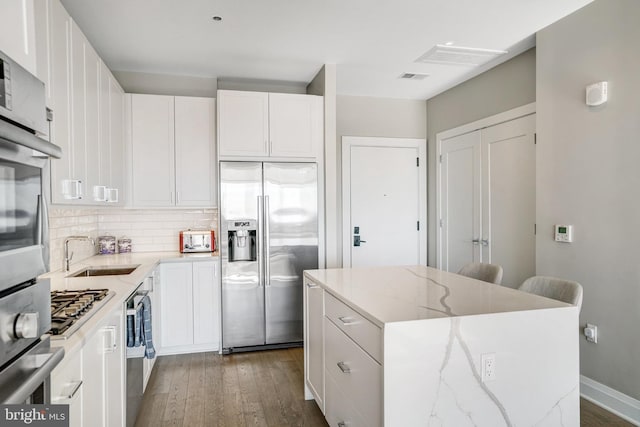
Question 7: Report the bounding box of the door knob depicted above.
[481,239,489,246]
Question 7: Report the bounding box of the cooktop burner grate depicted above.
[49,289,112,338]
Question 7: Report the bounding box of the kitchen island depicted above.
[303,265,579,427]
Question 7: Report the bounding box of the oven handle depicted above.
[1,346,64,404]
[37,194,50,270]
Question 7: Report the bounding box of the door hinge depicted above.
[417,221,420,231]
[534,133,537,144]
[439,218,443,228]
[439,154,443,163]
[534,223,537,235]
[416,157,419,167]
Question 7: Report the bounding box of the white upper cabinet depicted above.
[35,0,125,205]
[218,90,323,160]
[0,0,37,75]
[39,0,75,203]
[129,94,216,207]
[130,94,175,206]
[174,96,216,206]
[218,90,269,157]
[108,74,125,205]
[269,93,322,158]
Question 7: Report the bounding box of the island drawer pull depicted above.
[337,361,351,374]
[338,422,346,427]
[338,316,357,325]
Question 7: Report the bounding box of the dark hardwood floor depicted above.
[135,348,633,427]
[135,348,327,427]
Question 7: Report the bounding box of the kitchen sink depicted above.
[67,264,140,278]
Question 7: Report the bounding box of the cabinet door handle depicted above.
[93,185,107,202]
[106,188,119,203]
[338,422,347,427]
[66,380,83,399]
[306,282,318,288]
[103,326,117,353]
[337,361,351,374]
[338,316,357,326]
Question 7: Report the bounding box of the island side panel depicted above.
[383,307,579,427]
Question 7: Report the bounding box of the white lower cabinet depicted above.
[324,319,381,427]
[304,282,383,427]
[51,306,124,427]
[304,279,324,409]
[158,260,219,354]
[51,346,83,427]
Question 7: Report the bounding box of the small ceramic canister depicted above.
[98,235,116,254]
[118,237,132,253]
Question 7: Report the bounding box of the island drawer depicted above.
[325,292,382,362]
[325,368,369,427]
[325,318,381,426]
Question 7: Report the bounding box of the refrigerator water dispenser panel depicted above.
[228,220,257,262]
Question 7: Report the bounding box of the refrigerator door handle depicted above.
[264,195,271,287]
[257,196,264,288]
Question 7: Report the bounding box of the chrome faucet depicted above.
[63,236,95,272]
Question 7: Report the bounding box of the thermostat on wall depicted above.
[555,224,573,243]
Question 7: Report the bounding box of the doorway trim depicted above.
[342,136,427,268]
[435,102,536,269]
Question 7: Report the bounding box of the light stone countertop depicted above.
[304,265,570,327]
[41,251,219,359]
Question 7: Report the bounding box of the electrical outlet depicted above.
[481,353,496,382]
[584,323,598,343]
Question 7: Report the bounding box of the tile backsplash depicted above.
[49,208,100,272]
[98,208,217,253]
[48,207,218,273]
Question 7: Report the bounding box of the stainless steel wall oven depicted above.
[0,49,63,404]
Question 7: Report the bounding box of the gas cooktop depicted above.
[49,289,114,339]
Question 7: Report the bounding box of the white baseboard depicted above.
[581,375,640,426]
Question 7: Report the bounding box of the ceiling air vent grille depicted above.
[399,72,429,80]
[415,45,507,67]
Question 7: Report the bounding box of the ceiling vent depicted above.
[415,45,507,67]
[399,72,429,80]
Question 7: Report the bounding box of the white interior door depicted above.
[482,114,536,287]
[439,131,482,273]
[438,110,536,288]
[342,137,426,268]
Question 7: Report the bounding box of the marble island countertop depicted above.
[304,265,570,326]
[41,251,218,357]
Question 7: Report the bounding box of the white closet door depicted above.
[482,114,536,287]
[440,131,482,273]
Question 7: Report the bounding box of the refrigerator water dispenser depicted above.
[228,220,257,262]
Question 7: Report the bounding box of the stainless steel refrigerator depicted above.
[220,162,318,352]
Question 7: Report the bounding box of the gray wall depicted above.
[537,0,640,400]
[113,70,217,97]
[426,48,536,266]
[336,95,427,265]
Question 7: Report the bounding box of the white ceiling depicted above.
[60,0,593,100]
